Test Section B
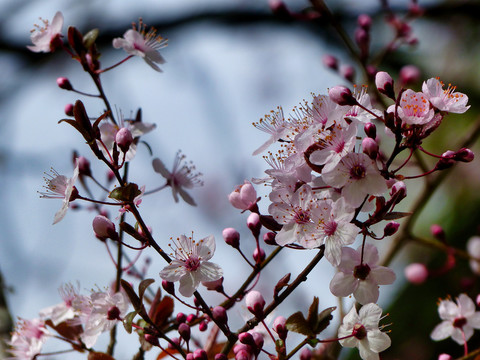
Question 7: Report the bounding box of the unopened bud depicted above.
[438,354,452,360]
[300,347,312,360]
[399,65,420,85]
[215,354,228,360]
[375,71,395,99]
[364,122,376,139]
[247,213,262,237]
[234,349,251,360]
[193,349,207,360]
[202,277,224,292]
[212,306,228,325]
[229,180,257,211]
[340,65,356,83]
[322,54,338,70]
[435,151,456,170]
[178,323,191,342]
[223,227,240,248]
[92,215,118,241]
[273,316,288,340]
[107,306,120,320]
[253,247,265,263]
[245,290,266,318]
[162,280,175,295]
[199,320,208,332]
[430,224,446,242]
[57,77,73,90]
[238,332,255,347]
[176,312,186,324]
[390,181,407,200]
[361,137,378,159]
[454,148,474,162]
[64,103,74,116]
[263,232,276,245]
[144,333,159,347]
[383,221,400,236]
[186,354,193,360]
[328,85,357,106]
[357,14,372,30]
[115,127,133,153]
[404,263,428,284]
[76,156,91,177]
[186,314,197,323]
[355,28,369,58]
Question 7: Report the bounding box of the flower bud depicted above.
[238,332,255,347]
[438,354,452,360]
[253,247,265,263]
[228,181,257,210]
[199,320,208,332]
[430,224,446,242]
[435,151,456,170]
[65,103,74,116]
[178,323,191,342]
[273,316,288,340]
[454,148,474,163]
[116,127,133,153]
[399,65,420,85]
[245,290,266,318]
[223,227,240,248]
[263,232,276,245]
[322,54,338,70]
[186,314,197,323]
[250,331,264,354]
[328,85,357,106]
[355,27,369,58]
[361,137,378,159]
[215,354,228,360]
[364,122,376,139]
[186,354,194,360]
[247,213,262,237]
[144,334,159,347]
[390,181,407,200]
[202,277,224,292]
[375,71,395,99]
[57,77,73,90]
[168,337,180,350]
[357,14,372,30]
[193,349,207,360]
[404,263,428,284]
[92,215,118,241]
[340,65,356,83]
[76,156,92,177]
[383,221,400,237]
[176,312,186,324]
[162,280,175,295]
[234,349,251,360]
[212,306,228,325]
[300,347,312,360]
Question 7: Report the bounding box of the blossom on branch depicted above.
[422,78,470,114]
[159,234,223,297]
[8,318,50,360]
[27,11,63,53]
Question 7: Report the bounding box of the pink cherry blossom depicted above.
[27,11,63,53]
[228,180,258,210]
[329,244,396,304]
[39,283,81,326]
[422,78,470,113]
[159,234,223,297]
[113,20,167,72]
[392,89,434,125]
[338,303,391,360]
[431,293,480,345]
[252,106,290,155]
[8,318,50,360]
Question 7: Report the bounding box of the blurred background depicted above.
[2,0,480,359]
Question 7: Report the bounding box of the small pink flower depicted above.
[39,283,81,326]
[422,78,470,113]
[27,11,63,53]
[8,318,50,360]
[393,89,434,125]
[229,180,257,210]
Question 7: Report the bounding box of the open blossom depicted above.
[159,234,223,297]
[252,106,290,155]
[152,151,203,206]
[390,89,434,125]
[330,244,396,304]
[39,283,81,326]
[431,293,480,345]
[113,19,167,72]
[422,78,470,113]
[338,303,391,360]
[27,11,63,53]
[39,161,80,224]
[8,318,50,360]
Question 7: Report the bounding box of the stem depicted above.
[97,55,134,74]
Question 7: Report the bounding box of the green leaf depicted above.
[83,28,99,49]
[314,306,336,334]
[123,310,139,334]
[109,183,141,202]
[286,311,314,337]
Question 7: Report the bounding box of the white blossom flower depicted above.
[338,303,391,360]
[39,161,80,224]
[388,89,435,125]
[152,151,203,206]
[422,78,470,114]
[159,234,223,297]
[329,244,396,304]
[8,318,50,360]
[27,11,63,53]
[431,294,480,345]
[113,20,167,72]
[252,106,290,155]
[39,283,81,326]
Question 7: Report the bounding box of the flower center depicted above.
[453,317,467,329]
[107,306,121,320]
[354,263,371,280]
[352,323,367,340]
[324,220,338,236]
[350,165,366,180]
[185,256,201,271]
[294,209,310,224]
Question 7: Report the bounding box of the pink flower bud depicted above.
[228,181,257,210]
[339,65,356,83]
[115,127,133,153]
[263,232,276,245]
[215,354,228,360]
[273,316,288,340]
[399,65,421,85]
[223,227,240,248]
[176,312,186,324]
[253,247,265,263]
[107,306,121,320]
[454,148,474,163]
[247,213,261,237]
[64,103,74,116]
[202,277,224,292]
[476,294,480,307]
[364,122,376,139]
[76,156,91,177]
[212,306,228,325]
[144,334,159,347]
[430,224,446,242]
[186,354,193,360]
[238,332,255,346]
[438,354,452,360]
[186,314,197,323]
[178,323,191,342]
[162,280,175,295]
[246,290,266,318]
[234,349,251,360]
[322,54,338,70]
[193,349,207,360]
[390,181,406,199]
[383,221,400,236]
[107,169,115,182]
[375,71,395,99]
[300,347,312,360]
[57,77,72,90]
[435,151,456,170]
[199,320,208,332]
[269,0,290,17]
[328,85,357,106]
[354,28,369,57]
[92,215,118,241]
[250,331,264,353]
[357,14,372,30]
[361,137,378,159]
[404,263,428,284]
